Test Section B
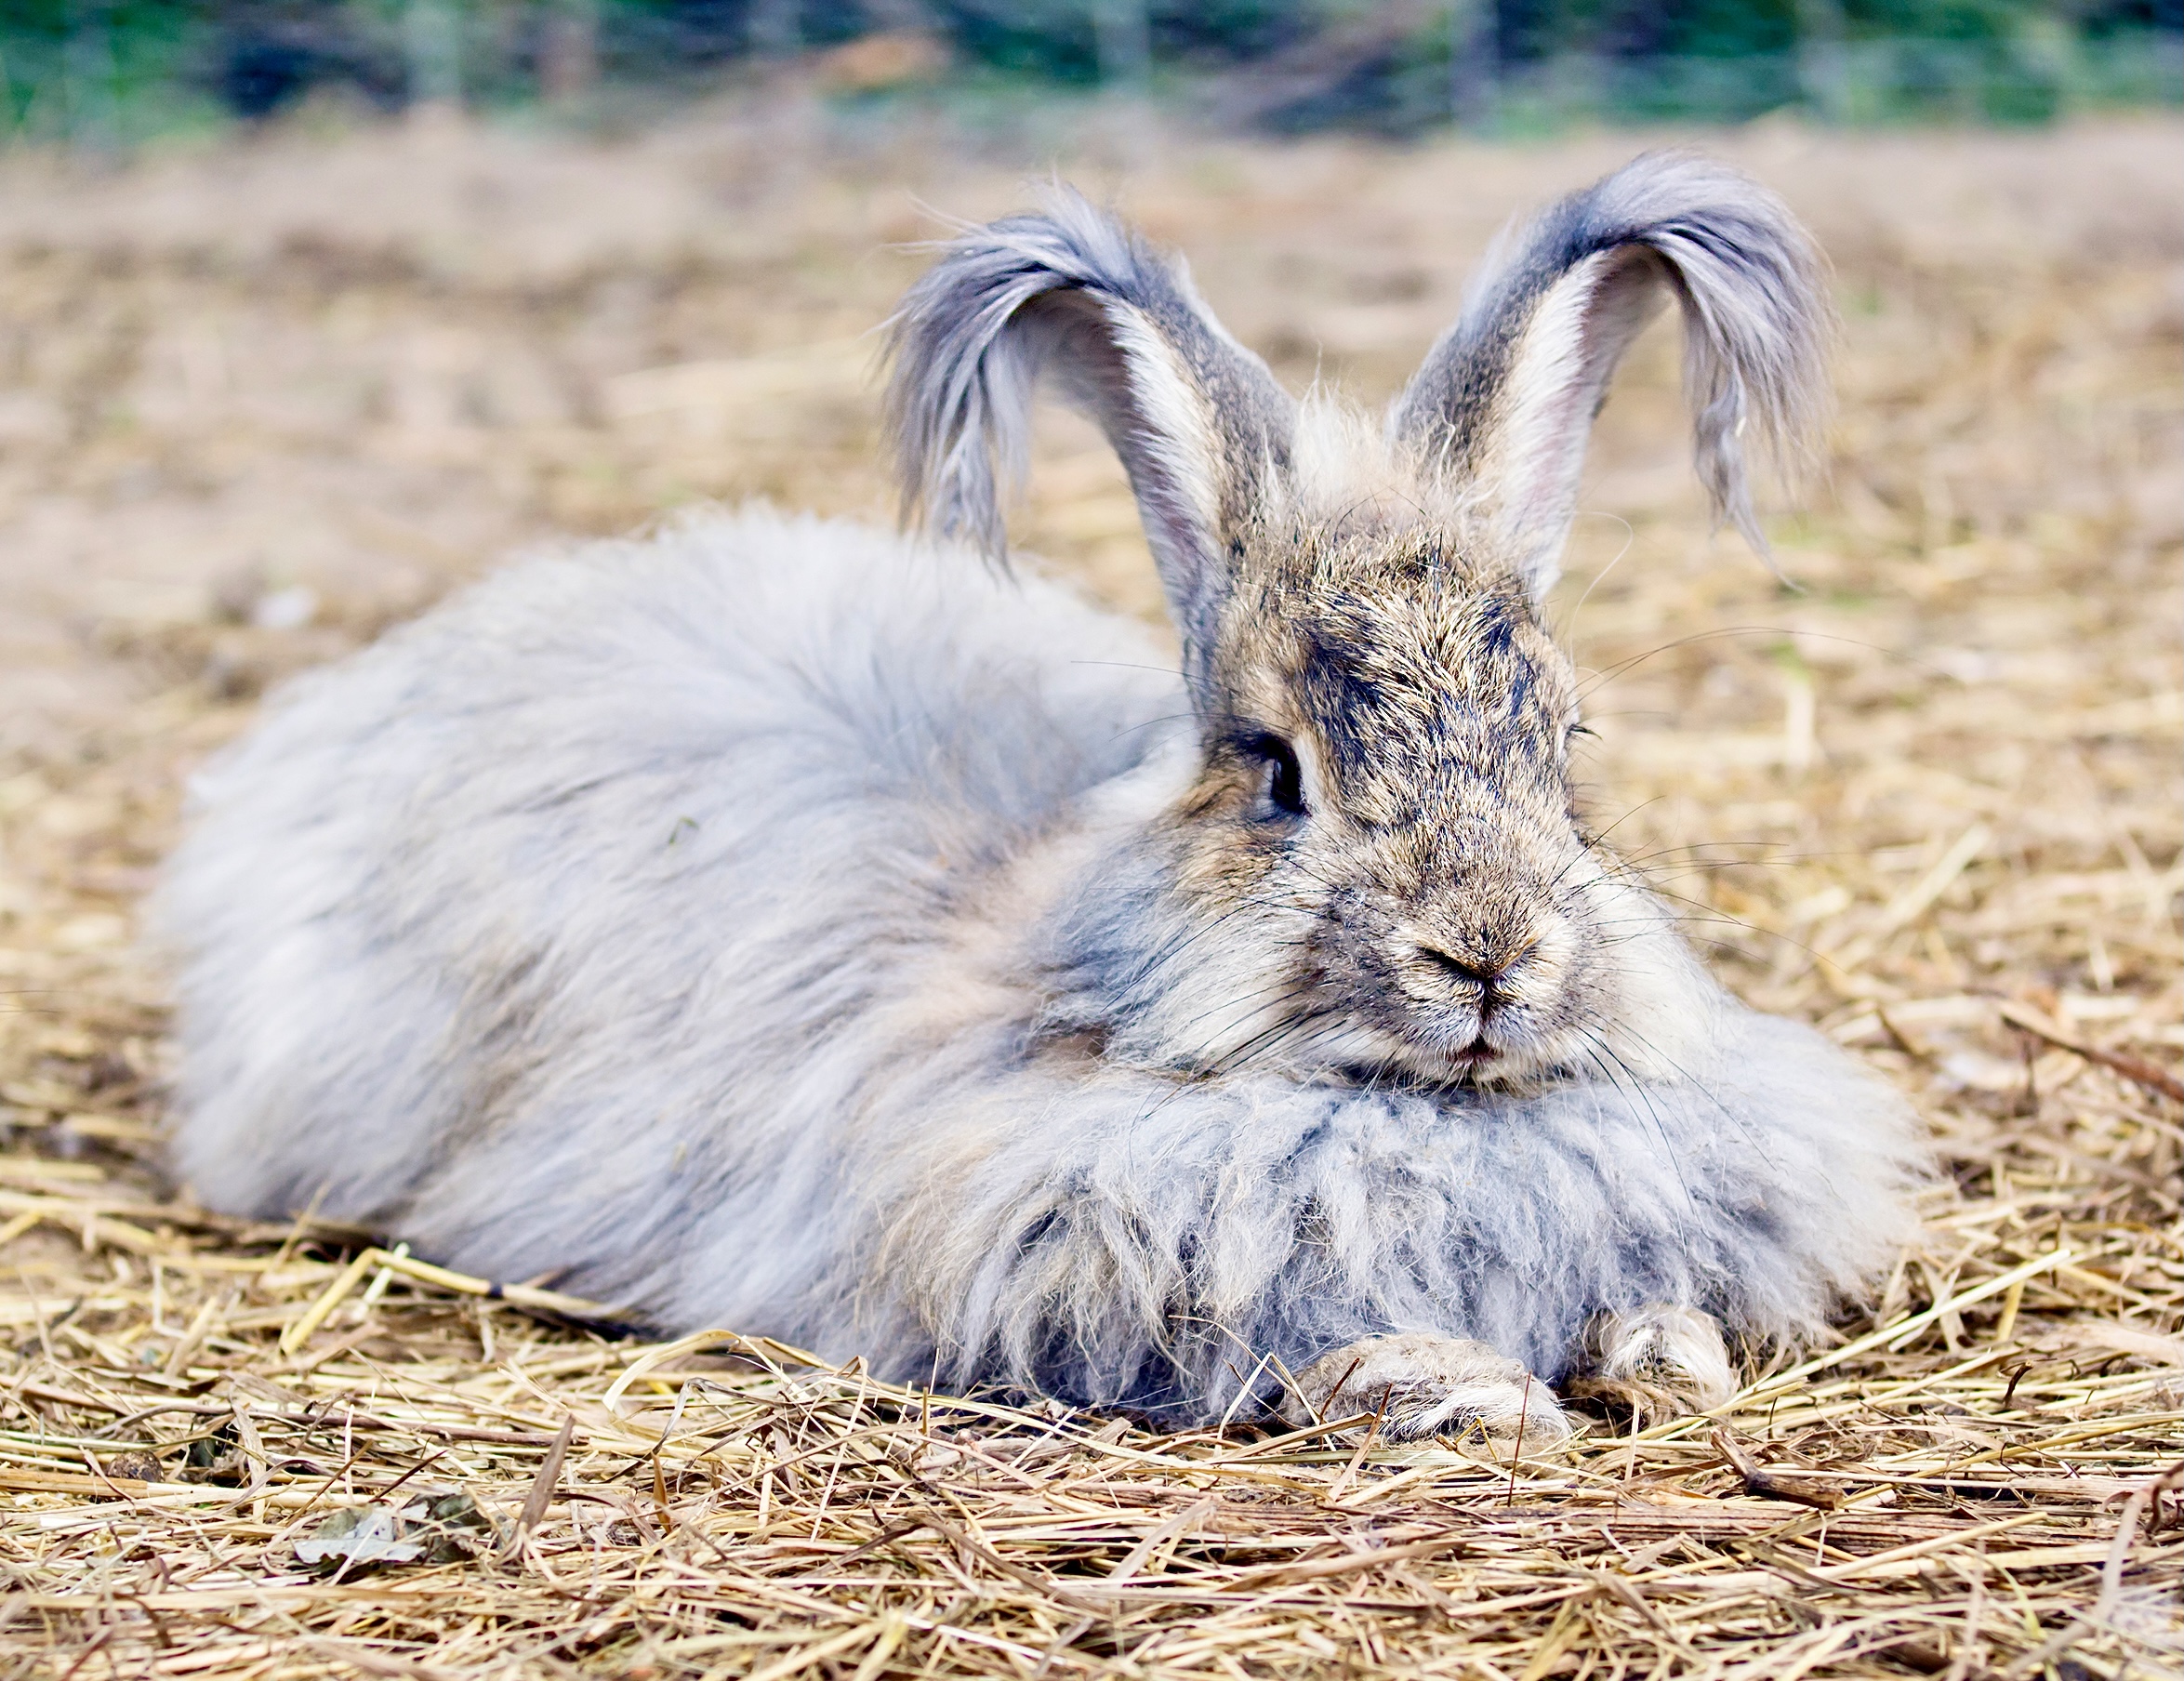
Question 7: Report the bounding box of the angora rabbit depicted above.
[161,153,1922,1443]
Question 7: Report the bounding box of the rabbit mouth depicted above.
[1336,1034,1552,1093]
[1449,1037,1499,1071]
[1435,1034,1538,1089]
[1343,1017,1563,1091]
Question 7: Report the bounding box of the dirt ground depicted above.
[0,102,2178,1677]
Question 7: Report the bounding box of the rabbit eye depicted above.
[1243,734,1306,820]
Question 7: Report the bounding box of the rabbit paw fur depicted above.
[1280,1333,1572,1448]
[159,160,1929,1433]
[1593,1304,1738,1410]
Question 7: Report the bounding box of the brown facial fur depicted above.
[1152,514,1620,1090]
[884,177,1822,1098]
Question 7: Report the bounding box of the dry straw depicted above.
[1,112,2178,1676]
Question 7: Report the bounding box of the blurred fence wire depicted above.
[0,0,2178,144]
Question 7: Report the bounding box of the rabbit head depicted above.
[887,154,1831,1091]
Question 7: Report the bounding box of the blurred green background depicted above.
[3,0,2179,145]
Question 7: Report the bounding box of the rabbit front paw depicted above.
[1277,1332,1572,1449]
[1590,1304,1737,1411]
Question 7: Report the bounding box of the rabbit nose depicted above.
[1415,946,1519,1010]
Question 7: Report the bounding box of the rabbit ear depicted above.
[886,189,1293,687]
[1390,152,1832,599]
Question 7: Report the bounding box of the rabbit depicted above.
[158,152,1925,1445]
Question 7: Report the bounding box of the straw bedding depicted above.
[0,107,2177,1677]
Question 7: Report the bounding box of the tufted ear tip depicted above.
[1393,152,1833,597]
[880,190,1295,690]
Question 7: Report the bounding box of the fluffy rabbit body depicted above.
[162,155,1922,1438]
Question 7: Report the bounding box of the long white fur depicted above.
[160,505,1922,1422]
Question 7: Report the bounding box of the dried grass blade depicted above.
[280,1246,382,1356]
[1998,1001,2184,1103]
[497,1412,576,1564]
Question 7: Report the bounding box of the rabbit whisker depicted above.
[1570,1029,1700,1227]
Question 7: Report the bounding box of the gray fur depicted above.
[160,158,1918,1427]
[886,187,1294,686]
